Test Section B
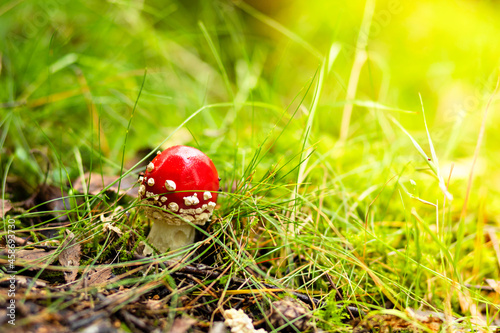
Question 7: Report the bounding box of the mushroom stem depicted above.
[143,221,196,255]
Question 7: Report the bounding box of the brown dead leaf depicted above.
[458,287,488,328]
[0,199,13,218]
[73,172,138,197]
[58,230,81,283]
[73,319,117,333]
[0,275,48,288]
[15,249,57,269]
[485,279,500,294]
[354,308,444,333]
[102,222,123,236]
[169,317,197,333]
[38,184,72,218]
[75,267,112,289]
[406,308,445,331]
[146,299,164,311]
[11,183,73,223]
[100,206,125,236]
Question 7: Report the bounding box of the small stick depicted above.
[134,254,365,318]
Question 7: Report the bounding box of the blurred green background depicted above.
[2,0,500,325]
[2,0,499,210]
[1,0,499,203]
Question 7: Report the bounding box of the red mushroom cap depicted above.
[138,145,219,225]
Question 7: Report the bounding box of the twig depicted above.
[69,311,108,331]
[133,254,364,318]
[119,309,152,333]
[464,284,495,292]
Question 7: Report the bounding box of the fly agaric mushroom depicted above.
[138,145,219,255]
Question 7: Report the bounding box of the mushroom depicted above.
[138,145,219,255]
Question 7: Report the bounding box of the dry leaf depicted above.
[38,184,72,216]
[75,267,112,289]
[169,317,197,333]
[0,275,48,288]
[77,319,116,333]
[100,206,125,236]
[406,308,445,331]
[268,297,311,332]
[102,223,123,236]
[354,308,444,333]
[457,287,487,328]
[73,172,138,197]
[58,230,81,283]
[0,199,13,218]
[146,299,164,311]
[485,279,500,294]
[15,249,56,269]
